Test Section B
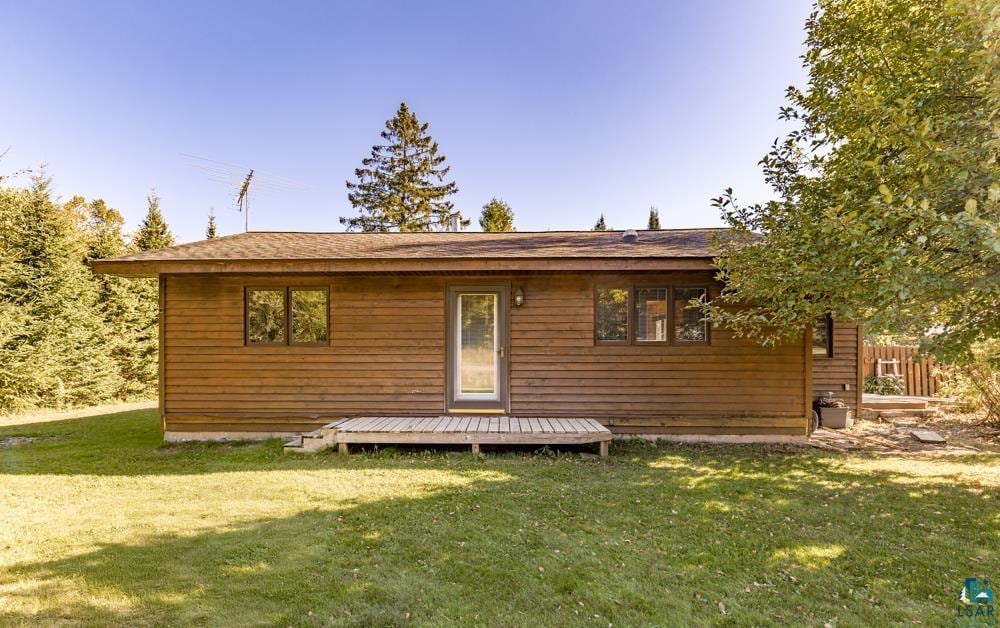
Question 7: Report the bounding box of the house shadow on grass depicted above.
[2,439,997,626]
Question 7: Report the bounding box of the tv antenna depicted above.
[236,169,253,232]
[181,153,306,232]
[0,146,32,184]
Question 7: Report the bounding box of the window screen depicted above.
[635,288,668,342]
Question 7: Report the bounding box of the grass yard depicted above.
[1,407,998,627]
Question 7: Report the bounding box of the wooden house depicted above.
[93,229,862,447]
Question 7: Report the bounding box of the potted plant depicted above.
[815,393,853,429]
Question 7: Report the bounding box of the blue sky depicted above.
[2,1,811,243]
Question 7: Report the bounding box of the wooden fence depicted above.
[862,344,943,397]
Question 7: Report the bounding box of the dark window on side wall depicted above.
[673,287,708,343]
[812,314,833,357]
[246,287,329,346]
[595,287,629,342]
[247,289,286,344]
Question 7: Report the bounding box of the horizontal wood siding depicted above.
[509,273,807,434]
[812,321,862,411]
[163,271,811,436]
[164,274,446,433]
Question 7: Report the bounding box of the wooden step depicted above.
[861,408,939,422]
[283,430,329,454]
[863,400,929,410]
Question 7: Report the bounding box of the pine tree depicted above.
[342,102,464,232]
[592,214,609,231]
[0,175,121,411]
[133,190,175,250]
[647,207,661,230]
[206,208,217,239]
[479,198,515,232]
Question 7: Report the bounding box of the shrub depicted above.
[938,339,1000,426]
[864,375,904,396]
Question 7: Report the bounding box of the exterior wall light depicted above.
[514,287,525,307]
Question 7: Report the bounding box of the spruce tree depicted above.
[0,175,120,411]
[129,190,173,398]
[342,102,464,232]
[0,186,33,409]
[206,208,217,239]
[81,197,157,398]
[479,198,515,232]
[592,214,609,231]
[647,207,661,230]
[133,190,175,250]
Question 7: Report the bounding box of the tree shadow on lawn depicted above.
[2,441,997,626]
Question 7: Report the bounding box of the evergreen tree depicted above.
[206,208,217,239]
[128,191,173,398]
[479,198,515,232]
[592,214,609,231]
[342,102,464,232]
[81,197,157,398]
[647,207,661,230]
[133,190,175,250]
[0,175,121,411]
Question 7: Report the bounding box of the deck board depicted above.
[325,415,612,449]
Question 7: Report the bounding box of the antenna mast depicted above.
[181,154,307,233]
[236,169,254,232]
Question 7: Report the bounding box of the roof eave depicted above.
[91,257,718,277]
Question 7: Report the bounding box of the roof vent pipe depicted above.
[622,229,639,243]
[449,214,460,232]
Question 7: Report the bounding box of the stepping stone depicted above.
[911,429,946,444]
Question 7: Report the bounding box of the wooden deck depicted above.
[289,416,613,456]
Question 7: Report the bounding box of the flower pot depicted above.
[819,407,853,429]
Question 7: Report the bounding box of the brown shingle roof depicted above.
[107,229,725,261]
[93,229,727,276]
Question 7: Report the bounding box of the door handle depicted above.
[498,346,505,359]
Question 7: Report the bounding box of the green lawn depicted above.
[1,408,997,627]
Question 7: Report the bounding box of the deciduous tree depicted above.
[704,0,999,363]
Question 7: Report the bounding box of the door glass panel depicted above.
[458,293,496,397]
